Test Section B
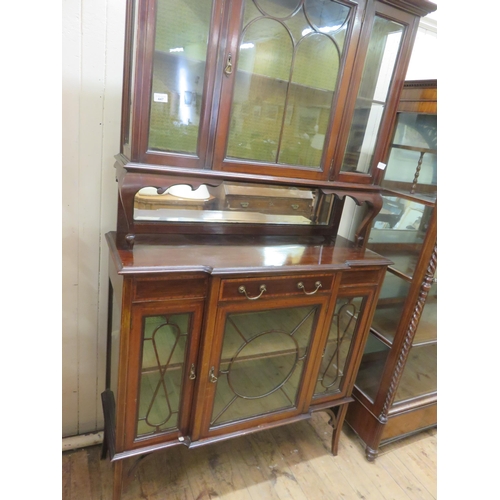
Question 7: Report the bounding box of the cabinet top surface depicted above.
[106,232,391,276]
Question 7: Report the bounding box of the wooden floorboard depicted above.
[62,413,437,500]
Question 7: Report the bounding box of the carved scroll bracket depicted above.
[319,188,383,248]
[115,161,223,247]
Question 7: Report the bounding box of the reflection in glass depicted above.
[227,0,352,169]
[367,195,433,277]
[382,112,437,200]
[314,296,364,397]
[133,181,334,225]
[137,314,190,437]
[355,333,390,403]
[210,306,317,427]
[148,0,214,154]
[342,16,404,173]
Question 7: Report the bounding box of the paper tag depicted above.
[154,93,168,103]
[377,162,386,170]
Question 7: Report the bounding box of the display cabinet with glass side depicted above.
[345,79,437,461]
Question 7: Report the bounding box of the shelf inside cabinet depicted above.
[392,343,436,405]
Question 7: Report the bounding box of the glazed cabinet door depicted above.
[335,1,419,183]
[122,299,205,451]
[194,275,334,439]
[127,0,224,167]
[214,0,365,181]
[309,287,377,405]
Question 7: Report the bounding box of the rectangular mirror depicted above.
[134,181,335,226]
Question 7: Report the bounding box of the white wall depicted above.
[61,3,437,438]
[62,0,125,437]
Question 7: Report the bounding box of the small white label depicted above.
[154,93,168,103]
[377,162,387,170]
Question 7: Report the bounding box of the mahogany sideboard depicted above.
[103,231,390,498]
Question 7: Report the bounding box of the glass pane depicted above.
[370,272,411,344]
[341,16,404,173]
[227,18,292,163]
[413,281,437,345]
[226,0,352,169]
[259,0,301,18]
[211,305,318,427]
[137,313,190,437]
[133,181,335,225]
[124,0,139,148]
[314,296,365,398]
[382,112,437,200]
[355,333,390,403]
[393,343,436,403]
[109,282,122,399]
[367,195,433,278]
[148,0,214,154]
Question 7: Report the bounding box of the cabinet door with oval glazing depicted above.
[200,292,331,437]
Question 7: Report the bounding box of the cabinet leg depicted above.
[112,460,124,500]
[365,445,379,462]
[326,404,348,456]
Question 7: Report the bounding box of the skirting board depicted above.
[62,431,104,452]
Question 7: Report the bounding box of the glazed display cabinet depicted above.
[345,79,437,460]
[101,1,437,498]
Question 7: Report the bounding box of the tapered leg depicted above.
[326,404,349,456]
[112,460,124,500]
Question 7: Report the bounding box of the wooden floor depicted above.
[62,413,437,500]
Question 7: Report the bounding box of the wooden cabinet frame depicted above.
[102,1,437,497]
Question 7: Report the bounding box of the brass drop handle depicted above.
[297,281,322,295]
[238,284,267,300]
[240,202,249,208]
[291,204,299,210]
[224,53,233,76]
[189,363,196,380]
[209,366,218,383]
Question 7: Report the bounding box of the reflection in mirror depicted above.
[133,181,334,225]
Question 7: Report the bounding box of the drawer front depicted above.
[340,269,381,287]
[219,274,334,302]
[134,275,208,302]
